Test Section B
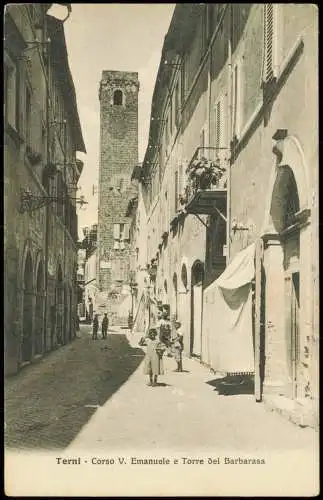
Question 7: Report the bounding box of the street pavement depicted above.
[5,325,318,454]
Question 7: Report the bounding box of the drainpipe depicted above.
[226,5,233,264]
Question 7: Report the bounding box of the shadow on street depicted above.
[5,330,145,451]
[206,374,254,396]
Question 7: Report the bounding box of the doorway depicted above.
[35,261,44,355]
[266,164,302,400]
[22,252,33,362]
[191,261,204,357]
[290,272,300,399]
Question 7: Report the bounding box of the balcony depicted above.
[179,147,229,215]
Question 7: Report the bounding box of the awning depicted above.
[202,243,256,374]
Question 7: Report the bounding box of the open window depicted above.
[113,89,123,106]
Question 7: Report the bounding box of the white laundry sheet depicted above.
[202,243,256,374]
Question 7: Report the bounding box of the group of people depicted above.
[143,304,184,387]
[92,313,109,340]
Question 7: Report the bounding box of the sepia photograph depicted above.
[4,3,319,497]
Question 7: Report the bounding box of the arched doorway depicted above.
[22,252,33,362]
[172,273,178,320]
[269,165,301,399]
[56,264,63,345]
[191,261,204,357]
[163,279,168,305]
[35,261,44,355]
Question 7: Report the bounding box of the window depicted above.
[178,164,183,198]
[181,264,188,290]
[207,5,214,40]
[174,170,178,212]
[113,223,130,250]
[4,52,19,130]
[215,101,221,148]
[113,89,123,106]
[201,4,207,54]
[262,4,278,83]
[214,96,228,148]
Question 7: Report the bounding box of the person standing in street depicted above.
[172,321,184,372]
[101,313,109,339]
[92,314,99,340]
[144,328,165,386]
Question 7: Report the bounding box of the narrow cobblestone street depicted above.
[5,325,317,454]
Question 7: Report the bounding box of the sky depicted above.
[62,4,175,237]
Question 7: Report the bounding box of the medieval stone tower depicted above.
[97,70,139,324]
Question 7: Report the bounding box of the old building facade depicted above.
[135,4,318,427]
[4,4,86,374]
[97,70,139,324]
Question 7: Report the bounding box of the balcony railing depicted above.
[179,147,229,215]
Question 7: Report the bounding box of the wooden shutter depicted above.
[174,170,178,212]
[123,223,130,241]
[178,164,183,195]
[113,223,120,240]
[232,65,239,138]
[215,100,221,148]
[263,4,276,83]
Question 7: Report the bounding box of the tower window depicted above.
[113,89,123,106]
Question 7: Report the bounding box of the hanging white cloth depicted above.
[202,243,256,374]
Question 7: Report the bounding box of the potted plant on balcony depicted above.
[186,156,226,190]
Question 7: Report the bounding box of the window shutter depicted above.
[263,4,276,83]
[231,62,242,139]
[113,223,120,240]
[174,171,178,212]
[215,101,221,148]
[179,164,183,194]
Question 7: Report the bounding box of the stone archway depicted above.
[22,252,34,362]
[35,260,45,355]
[190,261,204,357]
[261,135,311,401]
[172,273,178,320]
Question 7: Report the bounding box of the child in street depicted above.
[92,314,99,340]
[159,308,172,356]
[172,321,184,372]
[143,328,165,386]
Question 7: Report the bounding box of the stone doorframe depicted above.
[260,133,312,402]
